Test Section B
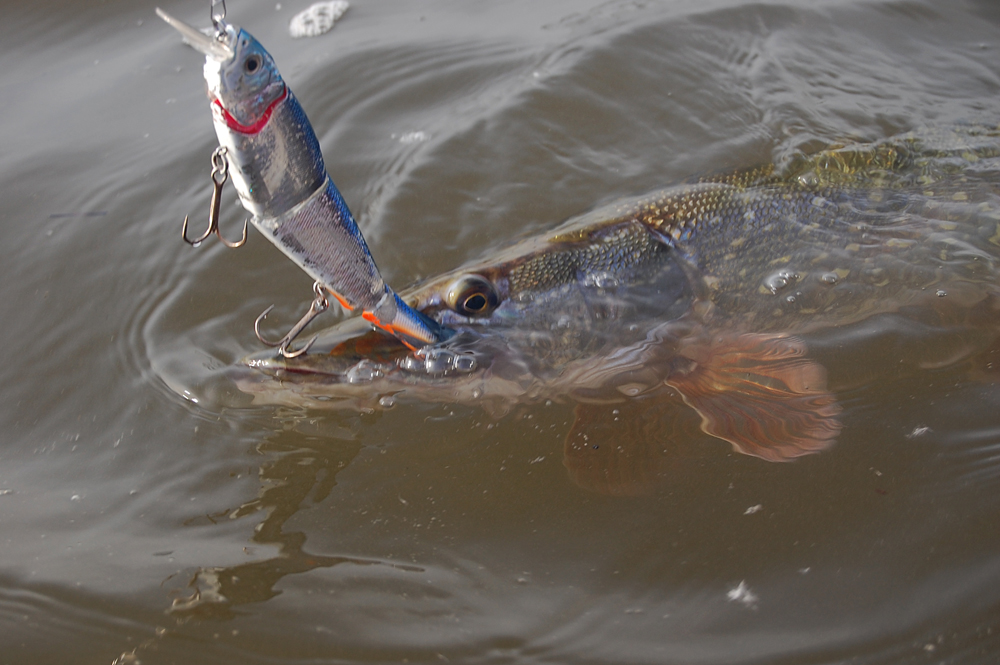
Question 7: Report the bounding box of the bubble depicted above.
[400,355,423,373]
[820,272,839,285]
[346,359,382,384]
[727,581,758,608]
[378,395,396,408]
[397,131,429,144]
[423,348,455,374]
[764,270,798,294]
[584,272,620,289]
[936,289,947,297]
[453,355,477,372]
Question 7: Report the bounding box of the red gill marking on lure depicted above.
[213,86,288,135]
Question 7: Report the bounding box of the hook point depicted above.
[219,218,249,248]
[254,305,278,346]
[281,335,318,358]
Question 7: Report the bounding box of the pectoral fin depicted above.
[667,333,841,461]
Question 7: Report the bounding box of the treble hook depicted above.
[182,146,248,249]
[254,281,331,358]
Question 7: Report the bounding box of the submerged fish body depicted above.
[237,127,1000,492]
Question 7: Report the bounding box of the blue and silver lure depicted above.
[157,5,450,354]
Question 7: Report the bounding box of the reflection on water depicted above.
[166,434,425,621]
[3,0,1000,663]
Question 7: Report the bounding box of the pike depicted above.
[159,6,1000,495]
[157,3,451,354]
[235,128,1000,494]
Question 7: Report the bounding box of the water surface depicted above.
[2,0,1000,663]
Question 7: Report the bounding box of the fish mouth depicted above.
[234,319,500,410]
[242,317,486,384]
[156,7,235,62]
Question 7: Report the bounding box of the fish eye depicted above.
[245,54,262,74]
[445,275,499,317]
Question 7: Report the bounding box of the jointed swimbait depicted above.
[158,5,450,353]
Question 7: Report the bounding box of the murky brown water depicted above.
[3,0,1000,663]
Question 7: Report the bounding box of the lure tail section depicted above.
[363,292,451,350]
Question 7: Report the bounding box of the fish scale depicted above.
[516,146,1000,334]
[509,222,660,293]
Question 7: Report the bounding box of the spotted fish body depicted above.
[238,127,1000,493]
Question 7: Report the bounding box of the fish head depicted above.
[238,217,698,410]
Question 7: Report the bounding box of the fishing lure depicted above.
[159,1,450,355]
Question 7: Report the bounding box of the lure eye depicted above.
[245,54,262,74]
[445,275,499,317]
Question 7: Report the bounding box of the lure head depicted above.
[156,8,283,122]
[157,7,325,219]
[202,23,286,132]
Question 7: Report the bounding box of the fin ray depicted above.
[668,333,841,461]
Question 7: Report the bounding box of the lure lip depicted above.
[156,7,235,62]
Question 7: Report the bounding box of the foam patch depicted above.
[289,1,349,38]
